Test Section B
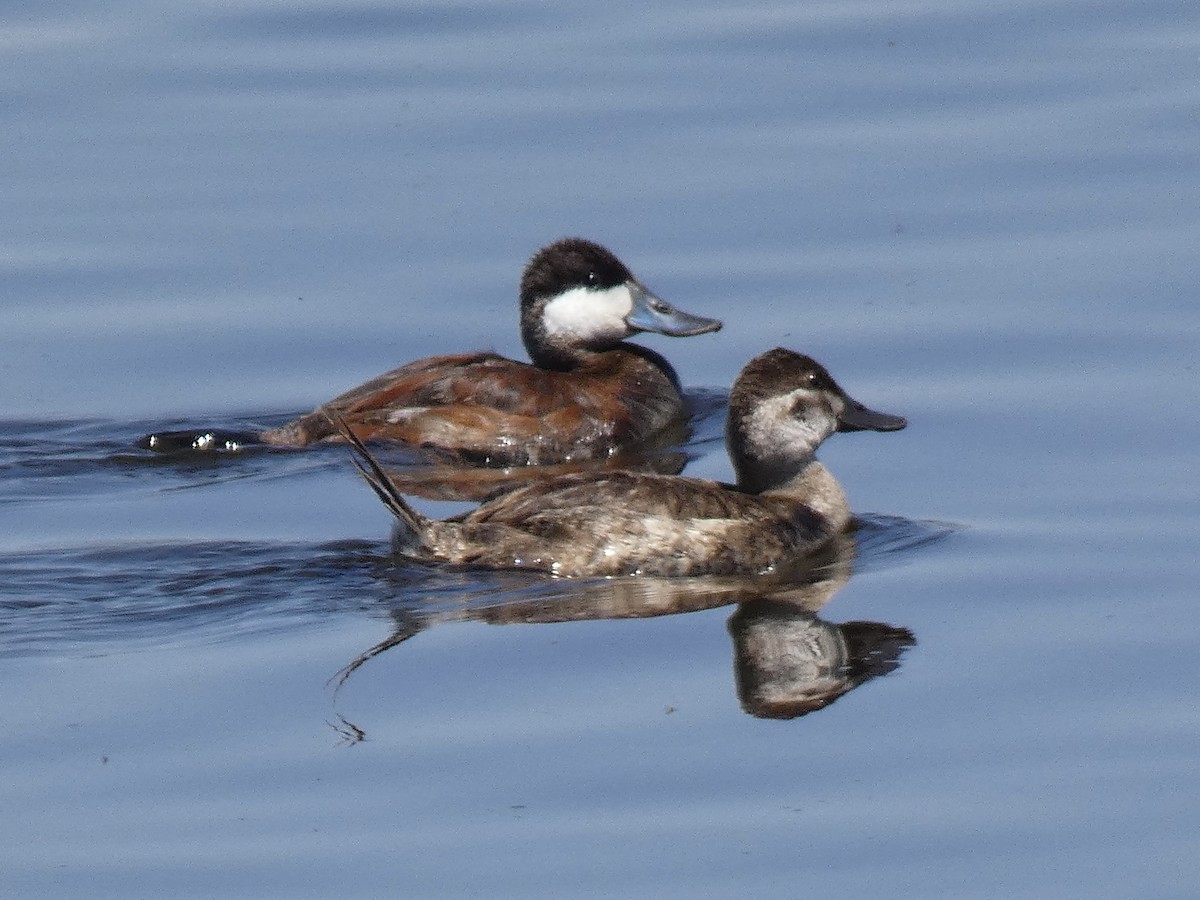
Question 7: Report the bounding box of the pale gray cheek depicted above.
[746,394,817,449]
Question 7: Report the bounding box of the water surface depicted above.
[3,1,1200,896]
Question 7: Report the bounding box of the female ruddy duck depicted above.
[141,238,721,463]
[341,348,907,577]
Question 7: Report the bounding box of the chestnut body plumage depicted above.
[141,238,721,465]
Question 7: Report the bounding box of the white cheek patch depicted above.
[542,283,634,344]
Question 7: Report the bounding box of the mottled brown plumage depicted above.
[342,348,906,578]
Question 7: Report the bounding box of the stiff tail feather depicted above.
[327,412,427,549]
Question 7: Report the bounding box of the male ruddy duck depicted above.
[140,238,721,464]
[341,348,907,577]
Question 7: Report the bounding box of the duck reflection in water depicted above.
[729,598,914,719]
[332,531,916,726]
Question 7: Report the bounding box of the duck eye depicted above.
[586,271,599,286]
[805,371,820,387]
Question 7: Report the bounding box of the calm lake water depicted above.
[4,1,1200,896]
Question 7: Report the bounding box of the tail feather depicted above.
[327,412,427,548]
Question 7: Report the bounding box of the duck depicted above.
[340,347,907,577]
[138,238,721,464]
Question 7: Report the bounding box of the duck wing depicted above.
[269,350,685,463]
[466,471,809,533]
[445,472,828,577]
[337,354,573,416]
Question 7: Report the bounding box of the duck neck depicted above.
[738,457,851,533]
[526,341,588,371]
[524,334,667,377]
[522,317,590,371]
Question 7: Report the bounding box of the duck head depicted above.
[520,238,722,370]
[726,348,906,493]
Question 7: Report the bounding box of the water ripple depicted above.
[0,402,938,659]
[0,539,385,657]
[0,515,947,660]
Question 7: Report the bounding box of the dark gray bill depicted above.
[836,396,907,433]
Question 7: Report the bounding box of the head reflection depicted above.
[729,600,914,719]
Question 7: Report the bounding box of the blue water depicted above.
[3,1,1200,896]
